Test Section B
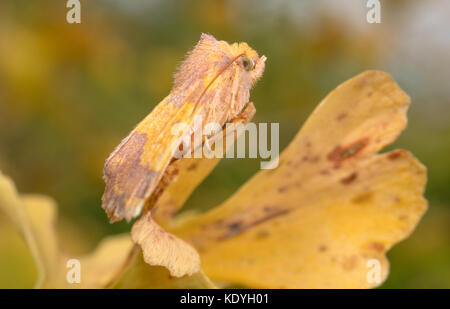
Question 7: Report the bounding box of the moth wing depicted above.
[102,33,242,222]
[102,97,205,222]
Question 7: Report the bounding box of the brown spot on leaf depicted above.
[255,230,270,239]
[351,192,373,204]
[342,255,358,271]
[187,162,197,170]
[218,208,290,241]
[225,221,244,238]
[399,214,409,221]
[394,196,402,203]
[318,245,328,252]
[302,155,320,163]
[388,150,407,160]
[336,112,347,121]
[320,169,330,175]
[356,75,369,87]
[277,185,290,193]
[309,155,320,163]
[327,138,369,163]
[367,242,385,253]
[341,172,358,185]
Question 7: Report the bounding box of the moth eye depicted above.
[240,56,254,71]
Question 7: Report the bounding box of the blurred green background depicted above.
[0,0,449,288]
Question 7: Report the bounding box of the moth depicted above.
[102,33,266,222]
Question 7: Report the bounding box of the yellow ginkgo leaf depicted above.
[0,170,133,288]
[0,170,216,288]
[0,213,37,288]
[18,194,135,288]
[112,251,216,289]
[171,71,428,288]
[0,172,47,287]
[20,195,62,288]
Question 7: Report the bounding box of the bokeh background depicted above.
[0,0,449,288]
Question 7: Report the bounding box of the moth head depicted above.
[240,56,254,71]
[248,54,266,86]
[174,34,266,90]
[228,41,266,87]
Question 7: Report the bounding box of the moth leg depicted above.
[229,106,240,119]
[231,98,236,118]
[232,101,254,120]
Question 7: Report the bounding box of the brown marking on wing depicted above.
[102,132,160,222]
